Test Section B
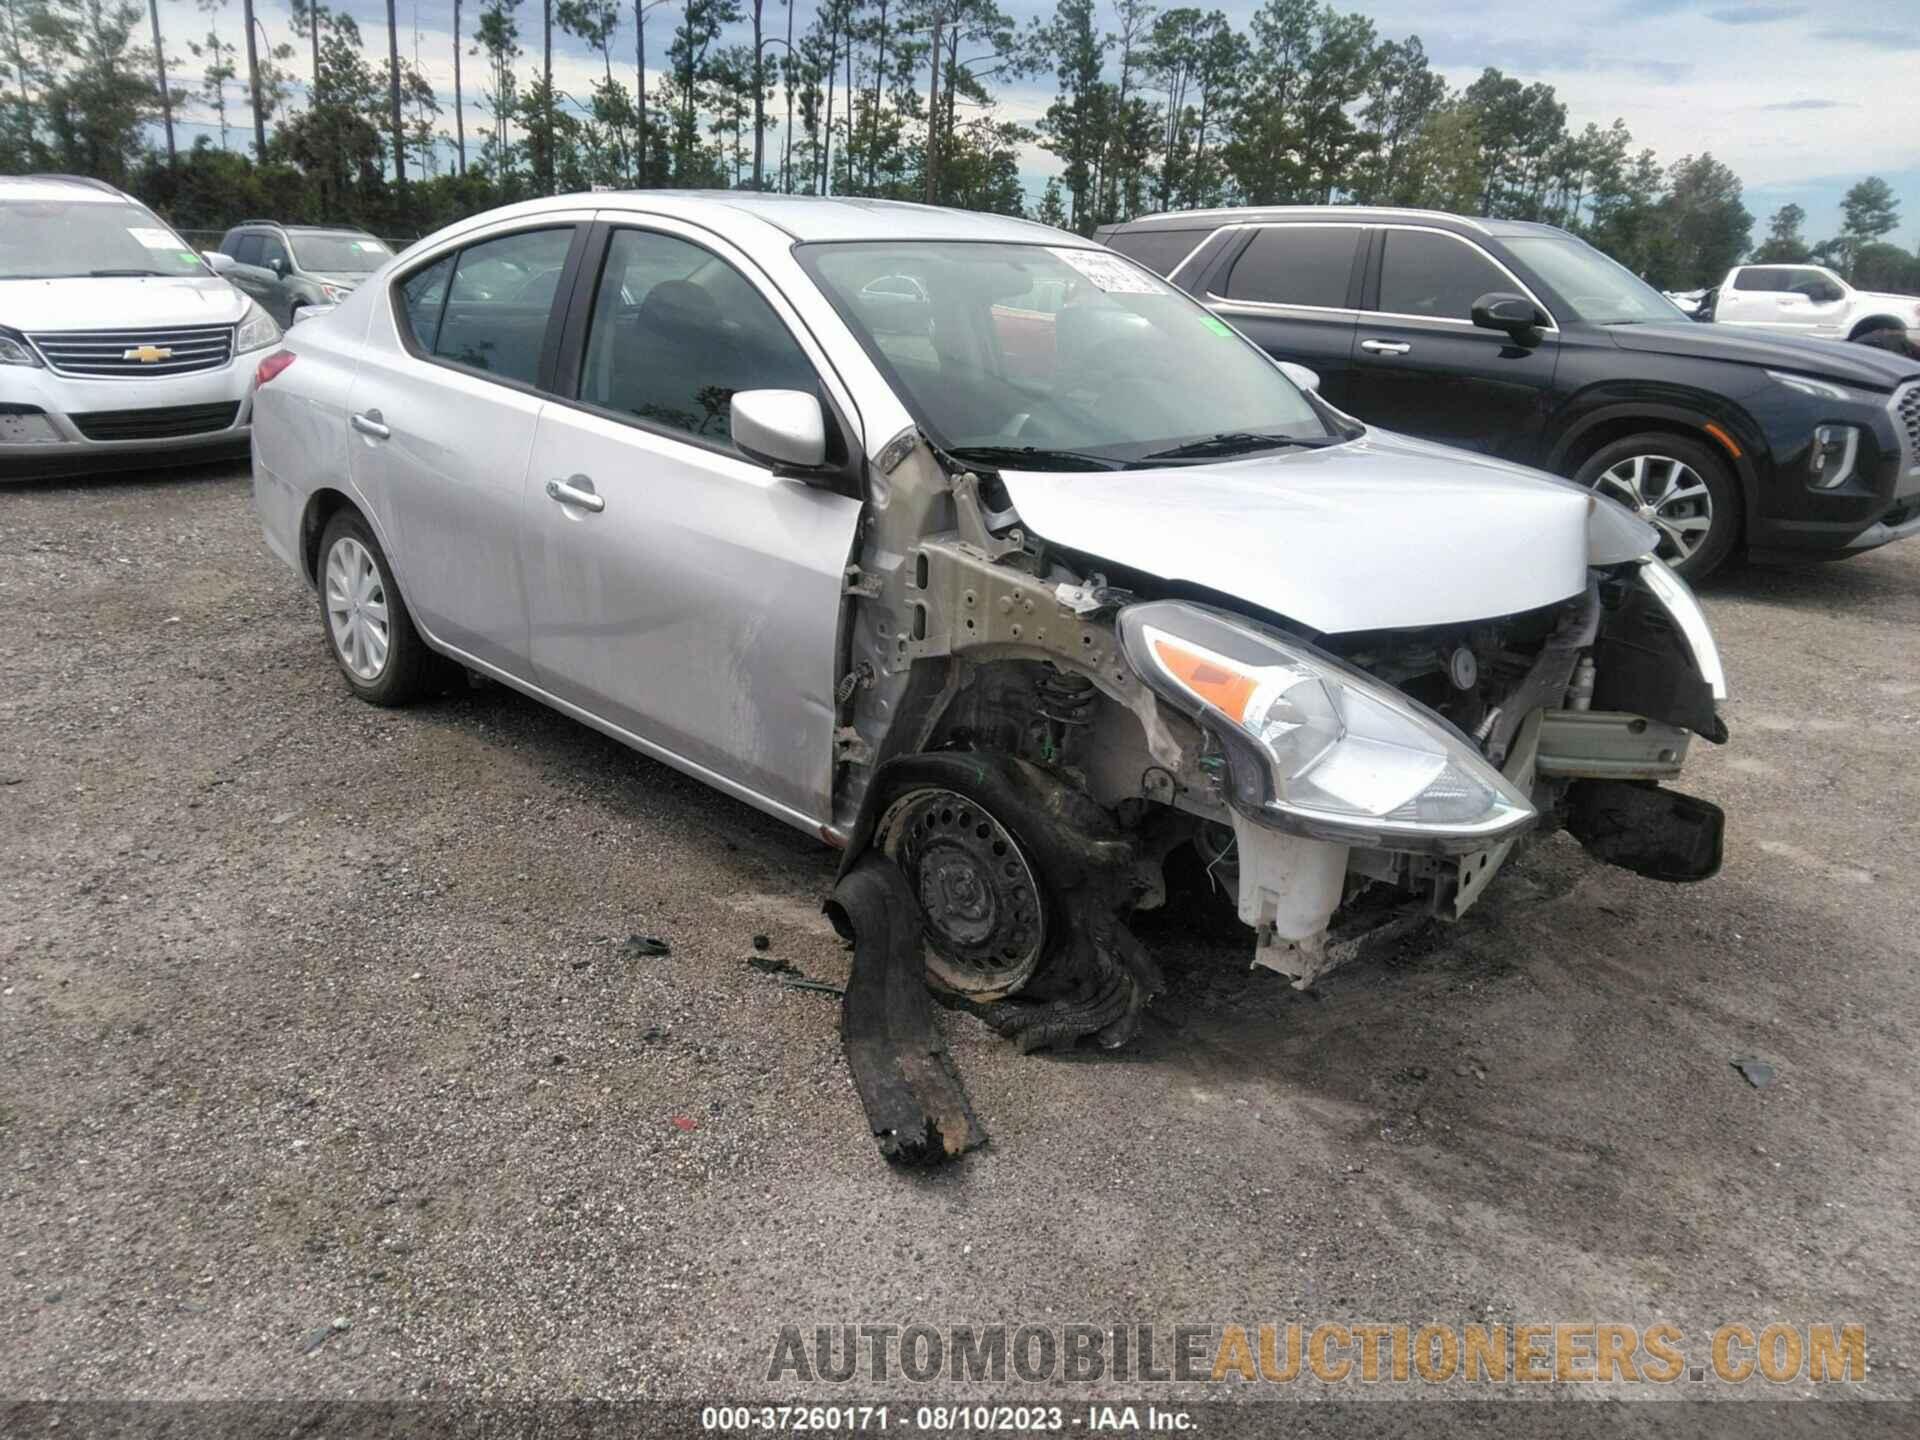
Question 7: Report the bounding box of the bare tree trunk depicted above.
[308,0,320,105]
[867,0,887,189]
[636,1,648,184]
[750,0,764,188]
[453,0,466,174]
[147,0,175,162]
[821,18,836,195]
[922,6,939,203]
[242,0,265,156]
[542,0,552,192]
[387,0,405,187]
[781,0,793,191]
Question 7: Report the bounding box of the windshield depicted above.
[289,232,392,273]
[1505,235,1688,325]
[797,240,1334,468]
[0,199,207,280]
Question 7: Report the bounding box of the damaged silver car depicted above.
[250,195,1727,1162]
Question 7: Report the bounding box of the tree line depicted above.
[2,0,1914,292]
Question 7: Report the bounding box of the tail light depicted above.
[255,351,296,386]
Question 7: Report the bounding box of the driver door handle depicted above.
[1360,339,1412,355]
[546,475,605,513]
[350,410,390,440]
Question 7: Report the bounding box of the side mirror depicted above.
[731,389,828,471]
[1471,291,1546,343]
[1276,360,1321,393]
[202,249,236,275]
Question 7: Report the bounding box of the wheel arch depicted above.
[1848,315,1906,341]
[1548,401,1759,517]
[299,487,359,585]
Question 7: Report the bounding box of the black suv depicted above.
[1098,207,1920,578]
[208,222,395,328]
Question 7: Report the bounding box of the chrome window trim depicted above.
[1199,222,1559,333]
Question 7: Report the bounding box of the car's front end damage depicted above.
[824,434,1727,1164]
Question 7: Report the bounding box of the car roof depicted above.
[0,175,129,203]
[1107,205,1572,241]
[424,190,1087,249]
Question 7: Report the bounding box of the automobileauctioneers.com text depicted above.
[767,1321,1866,1388]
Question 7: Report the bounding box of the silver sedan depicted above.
[250,192,1729,1160]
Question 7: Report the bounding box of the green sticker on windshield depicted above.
[178,252,198,264]
[1201,315,1234,337]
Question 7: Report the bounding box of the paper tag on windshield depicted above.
[1047,247,1166,295]
[353,240,386,253]
[127,227,177,250]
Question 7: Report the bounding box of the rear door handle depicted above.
[350,410,390,440]
[546,475,605,513]
[1360,339,1412,355]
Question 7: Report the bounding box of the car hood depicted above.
[1609,321,1920,387]
[998,430,1610,635]
[0,274,250,332]
[1855,288,1920,311]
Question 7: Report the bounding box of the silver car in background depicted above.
[1,174,280,480]
[251,192,1729,1156]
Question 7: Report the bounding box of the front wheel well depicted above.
[1557,415,1736,479]
[299,488,357,585]
[1849,316,1905,341]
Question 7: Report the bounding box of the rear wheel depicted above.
[317,509,431,706]
[1573,432,1739,579]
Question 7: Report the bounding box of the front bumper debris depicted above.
[828,855,987,1166]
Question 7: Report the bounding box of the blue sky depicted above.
[149,0,1920,248]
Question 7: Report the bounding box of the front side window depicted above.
[1224,226,1361,308]
[799,240,1331,469]
[576,228,817,447]
[1503,235,1679,324]
[289,232,392,274]
[260,234,291,272]
[1377,230,1512,323]
[422,227,574,385]
[0,198,208,279]
[230,232,263,266]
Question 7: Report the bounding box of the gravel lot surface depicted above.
[2,460,1917,1422]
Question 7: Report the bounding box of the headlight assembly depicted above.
[234,301,281,354]
[0,325,44,367]
[1118,601,1536,852]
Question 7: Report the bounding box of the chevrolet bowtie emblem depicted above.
[123,345,173,363]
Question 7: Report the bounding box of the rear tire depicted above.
[316,509,431,706]
[1572,432,1739,580]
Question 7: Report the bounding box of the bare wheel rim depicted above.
[877,787,1045,998]
[323,535,390,682]
[1591,453,1714,564]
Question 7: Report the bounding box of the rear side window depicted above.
[1731,268,1785,292]
[398,255,454,351]
[1223,227,1361,308]
[1377,230,1510,322]
[576,227,817,450]
[414,227,574,385]
[1106,227,1207,278]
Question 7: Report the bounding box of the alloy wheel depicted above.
[1590,454,1714,565]
[324,535,390,681]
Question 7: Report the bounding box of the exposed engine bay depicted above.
[825,431,1728,1164]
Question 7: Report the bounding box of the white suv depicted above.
[1,174,280,480]
[1711,262,1920,345]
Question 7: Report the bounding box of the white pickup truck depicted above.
[1709,263,1920,345]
